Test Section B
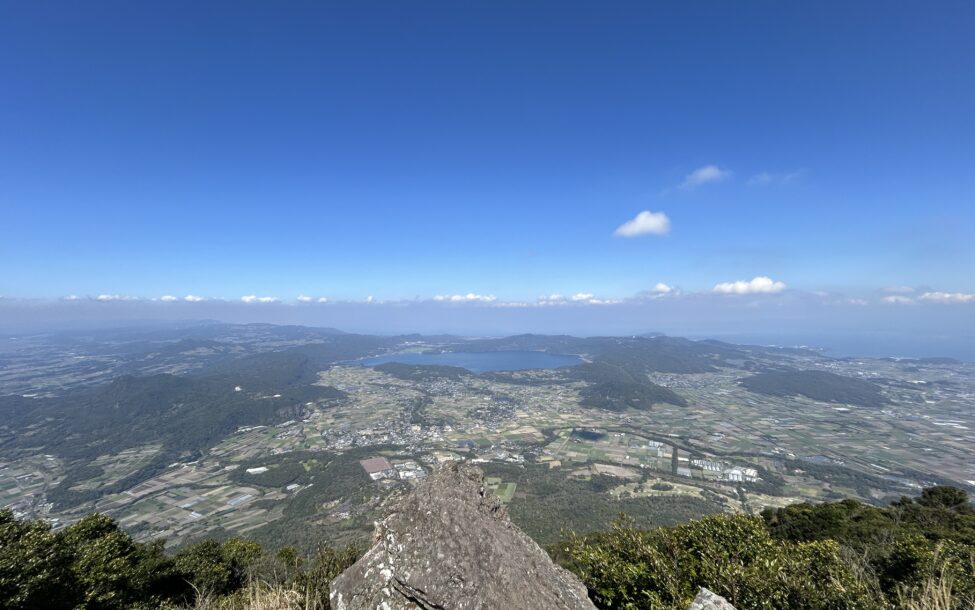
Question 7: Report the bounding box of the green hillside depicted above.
[3,486,972,610]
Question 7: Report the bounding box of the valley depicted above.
[2,323,973,550]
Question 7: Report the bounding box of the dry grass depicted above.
[189,581,309,610]
[896,568,975,610]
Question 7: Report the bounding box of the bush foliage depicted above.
[0,509,358,610]
[2,486,973,609]
[560,486,975,610]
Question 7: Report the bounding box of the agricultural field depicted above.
[1,324,973,550]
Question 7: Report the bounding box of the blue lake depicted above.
[355,350,583,373]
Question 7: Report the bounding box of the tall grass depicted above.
[894,552,975,610]
[896,570,961,610]
[188,580,316,610]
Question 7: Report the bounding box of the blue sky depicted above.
[1,2,974,346]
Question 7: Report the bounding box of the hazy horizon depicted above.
[2,301,973,361]
[3,2,973,358]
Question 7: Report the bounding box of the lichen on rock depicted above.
[329,461,597,610]
[686,587,737,610]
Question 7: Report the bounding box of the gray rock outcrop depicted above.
[687,587,737,610]
[329,461,597,610]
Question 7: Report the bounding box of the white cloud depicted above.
[679,165,732,189]
[160,295,179,302]
[536,294,565,306]
[614,210,671,237]
[61,295,82,301]
[293,295,332,304]
[241,295,279,304]
[919,291,975,303]
[713,276,786,295]
[634,282,676,300]
[183,295,206,302]
[747,170,803,186]
[882,295,916,305]
[433,293,497,303]
[537,293,618,306]
[95,294,138,302]
[848,298,869,306]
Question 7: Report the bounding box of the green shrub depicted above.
[561,513,884,610]
[0,509,77,609]
[0,509,359,610]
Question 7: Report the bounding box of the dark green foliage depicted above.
[0,332,401,509]
[48,453,175,510]
[762,488,975,605]
[228,451,326,489]
[4,488,975,609]
[0,332,393,502]
[6,373,320,461]
[480,463,723,545]
[459,334,748,373]
[0,509,77,609]
[172,538,261,596]
[561,488,975,610]
[785,458,911,499]
[572,362,687,411]
[572,429,607,441]
[4,350,351,508]
[56,464,106,489]
[737,465,787,497]
[587,336,740,374]
[762,498,899,546]
[200,334,395,385]
[739,370,889,407]
[59,514,159,608]
[258,542,362,609]
[763,488,975,549]
[0,509,359,610]
[242,446,398,552]
[0,509,191,610]
[587,473,620,493]
[562,514,881,610]
[408,394,432,425]
[580,381,687,411]
[918,486,971,510]
[372,361,471,381]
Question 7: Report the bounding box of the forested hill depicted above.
[456,334,758,373]
[570,361,688,410]
[738,369,890,407]
[0,330,398,509]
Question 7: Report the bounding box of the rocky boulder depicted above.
[687,587,737,610]
[329,461,597,610]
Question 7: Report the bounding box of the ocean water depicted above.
[683,332,975,362]
[355,350,583,373]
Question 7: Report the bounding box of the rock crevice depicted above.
[329,461,597,610]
